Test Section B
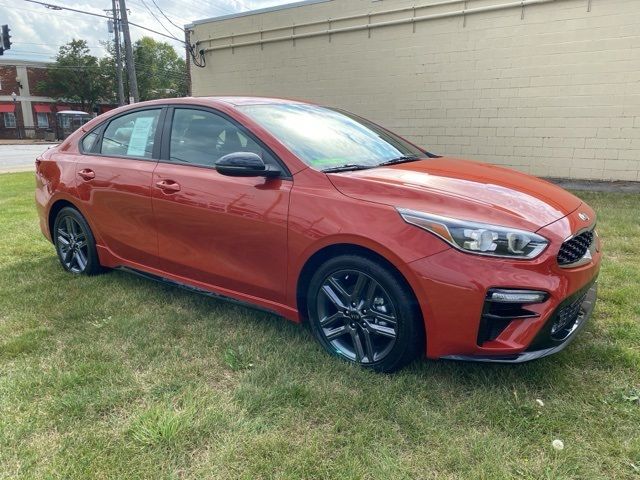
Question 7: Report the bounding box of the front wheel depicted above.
[307,254,424,372]
[53,206,102,275]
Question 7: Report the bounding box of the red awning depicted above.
[0,104,15,113]
[34,104,51,113]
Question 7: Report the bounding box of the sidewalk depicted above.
[0,144,58,173]
[0,139,59,146]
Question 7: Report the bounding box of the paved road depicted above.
[0,144,58,173]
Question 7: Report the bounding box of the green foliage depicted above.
[37,39,113,111]
[133,36,187,101]
[40,36,187,108]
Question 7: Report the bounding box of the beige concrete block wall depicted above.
[189,0,640,181]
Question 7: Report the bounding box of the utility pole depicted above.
[118,0,138,103]
[110,0,125,106]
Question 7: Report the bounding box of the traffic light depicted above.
[0,25,11,55]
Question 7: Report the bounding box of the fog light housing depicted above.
[489,289,547,304]
[477,289,548,345]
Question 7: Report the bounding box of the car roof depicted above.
[76,96,314,136]
[205,96,309,107]
[96,96,312,114]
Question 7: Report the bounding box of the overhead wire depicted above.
[149,0,185,32]
[19,0,207,67]
[138,0,182,41]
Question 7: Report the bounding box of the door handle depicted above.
[78,168,95,181]
[155,180,181,193]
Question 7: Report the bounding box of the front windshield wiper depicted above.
[377,155,422,167]
[321,164,375,173]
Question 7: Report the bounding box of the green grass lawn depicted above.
[1,171,639,479]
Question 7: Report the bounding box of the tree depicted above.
[133,37,187,101]
[37,40,112,111]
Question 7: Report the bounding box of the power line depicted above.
[0,2,78,17]
[1,57,189,80]
[149,0,184,32]
[23,0,114,20]
[126,0,189,27]
[22,0,186,44]
[134,0,239,19]
[4,42,187,75]
[16,0,206,67]
[20,42,107,49]
[3,50,55,56]
[139,0,181,40]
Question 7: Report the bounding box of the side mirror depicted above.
[215,152,280,178]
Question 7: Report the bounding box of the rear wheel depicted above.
[53,207,102,275]
[307,254,424,372]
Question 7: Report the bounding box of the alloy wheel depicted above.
[316,269,398,364]
[56,215,89,274]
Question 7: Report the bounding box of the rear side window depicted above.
[81,132,99,153]
[101,109,161,159]
[168,108,277,168]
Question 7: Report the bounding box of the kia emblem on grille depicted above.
[578,212,589,221]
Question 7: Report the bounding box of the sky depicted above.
[0,0,292,62]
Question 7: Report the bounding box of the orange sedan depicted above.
[35,97,601,371]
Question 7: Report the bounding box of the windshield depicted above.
[237,103,426,171]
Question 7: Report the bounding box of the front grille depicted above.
[557,230,594,266]
[550,290,588,340]
[527,280,596,351]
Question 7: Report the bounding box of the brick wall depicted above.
[0,102,22,140]
[27,67,51,97]
[189,0,640,181]
[0,65,19,96]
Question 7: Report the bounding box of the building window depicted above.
[36,112,49,128]
[3,112,16,128]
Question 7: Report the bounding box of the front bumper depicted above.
[407,206,602,361]
[440,281,597,363]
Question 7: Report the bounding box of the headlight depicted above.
[397,208,548,259]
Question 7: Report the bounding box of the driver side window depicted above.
[169,108,276,168]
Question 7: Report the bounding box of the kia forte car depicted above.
[35,97,601,372]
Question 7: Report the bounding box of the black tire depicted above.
[53,206,103,276]
[307,254,424,373]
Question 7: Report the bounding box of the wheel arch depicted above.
[48,199,78,240]
[295,243,426,341]
[47,198,102,245]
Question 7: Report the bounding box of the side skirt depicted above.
[117,266,284,319]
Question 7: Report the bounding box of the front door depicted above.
[151,107,292,303]
[75,107,163,268]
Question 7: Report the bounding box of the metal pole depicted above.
[184,29,192,96]
[13,97,21,139]
[118,0,139,103]
[111,0,125,106]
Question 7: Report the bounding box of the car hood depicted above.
[326,157,582,232]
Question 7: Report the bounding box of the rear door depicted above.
[150,106,292,303]
[75,107,164,268]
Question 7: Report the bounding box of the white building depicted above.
[187,0,640,181]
